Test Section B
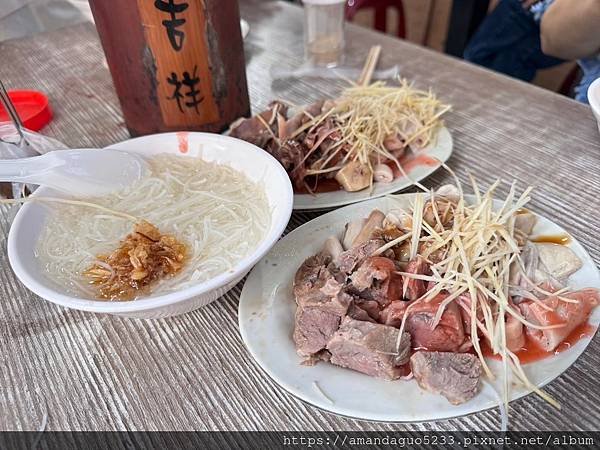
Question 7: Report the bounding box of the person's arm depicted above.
[540,0,600,60]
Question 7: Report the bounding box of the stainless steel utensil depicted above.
[0,79,33,150]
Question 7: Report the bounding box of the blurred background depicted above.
[0,0,578,97]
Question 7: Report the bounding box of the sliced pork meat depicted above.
[379,300,408,326]
[407,301,467,352]
[353,298,383,321]
[267,139,308,189]
[293,307,341,359]
[303,119,340,152]
[304,99,325,119]
[268,139,304,171]
[347,302,377,323]
[282,111,305,139]
[382,293,468,352]
[336,238,385,274]
[403,256,430,301]
[294,254,343,305]
[293,254,350,359]
[519,288,599,351]
[348,256,402,308]
[229,101,287,147]
[410,351,482,405]
[229,115,272,148]
[349,257,395,291]
[327,317,412,380]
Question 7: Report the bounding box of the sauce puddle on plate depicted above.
[481,322,597,364]
[530,234,572,245]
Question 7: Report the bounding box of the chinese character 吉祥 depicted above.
[154,0,189,51]
[167,66,203,114]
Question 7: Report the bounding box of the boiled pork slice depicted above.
[403,256,430,301]
[293,254,349,360]
[327,317,411,380]
[381,293,468,352]
[351,298,381,322]
[229,101,288,148]
[410,351,482,405]
[347,302,377,323]
[336,238,385,274]
[293,307,342,360]
[519,288,599,351]
[348,256,402,307]
[294,254,345,311]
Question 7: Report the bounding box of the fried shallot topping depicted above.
[83,221,188,300]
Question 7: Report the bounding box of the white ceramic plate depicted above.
[239,194,600,422]
[8,133,293,319]
[293,127,453,210]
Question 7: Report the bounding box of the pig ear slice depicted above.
[535,243,583,282]
[509,240,583,302]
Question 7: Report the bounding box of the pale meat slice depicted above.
[293,307,342,359]
[293,254,349,360]
[410,351,482,405]
[348,256,402,308]
[327,317,411,380]
[519,288,599,351]
[336,238,385,274]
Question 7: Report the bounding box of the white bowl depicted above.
[7,132,293,318]
[588,77,600,134]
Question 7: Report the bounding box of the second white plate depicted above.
[293,127,452,210]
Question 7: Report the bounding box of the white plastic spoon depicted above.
[0,149,148,196]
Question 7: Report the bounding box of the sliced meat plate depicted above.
[238,194,600,422]
[293,127,453,210]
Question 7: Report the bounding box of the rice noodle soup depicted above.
[35,154,270,300]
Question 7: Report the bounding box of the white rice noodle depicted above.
[36,154,270,298]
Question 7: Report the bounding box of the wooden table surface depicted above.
[1,0,600,433]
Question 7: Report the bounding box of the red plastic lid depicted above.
[0,90,52,131]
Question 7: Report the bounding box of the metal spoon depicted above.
[0,149,148,197]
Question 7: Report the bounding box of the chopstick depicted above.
[357,45,381,86]
[0,79,27,145]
